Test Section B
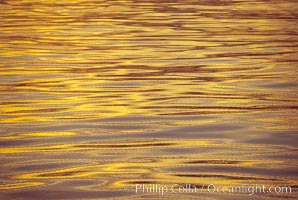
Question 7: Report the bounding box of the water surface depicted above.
[0,0,298,199]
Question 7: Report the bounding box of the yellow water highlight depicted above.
[0,139,276,154]
[0,182,45,190]
[1,132,76,139]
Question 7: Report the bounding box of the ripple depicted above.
[1,0,298,199]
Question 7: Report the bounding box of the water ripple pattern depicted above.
[0,0,298,199]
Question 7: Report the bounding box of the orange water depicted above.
[0,0,297,199]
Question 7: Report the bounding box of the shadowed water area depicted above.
[0,0,298,199]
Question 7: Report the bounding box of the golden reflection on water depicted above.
[0,0,298,199]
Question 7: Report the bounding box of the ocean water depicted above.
[0,0,297,199]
